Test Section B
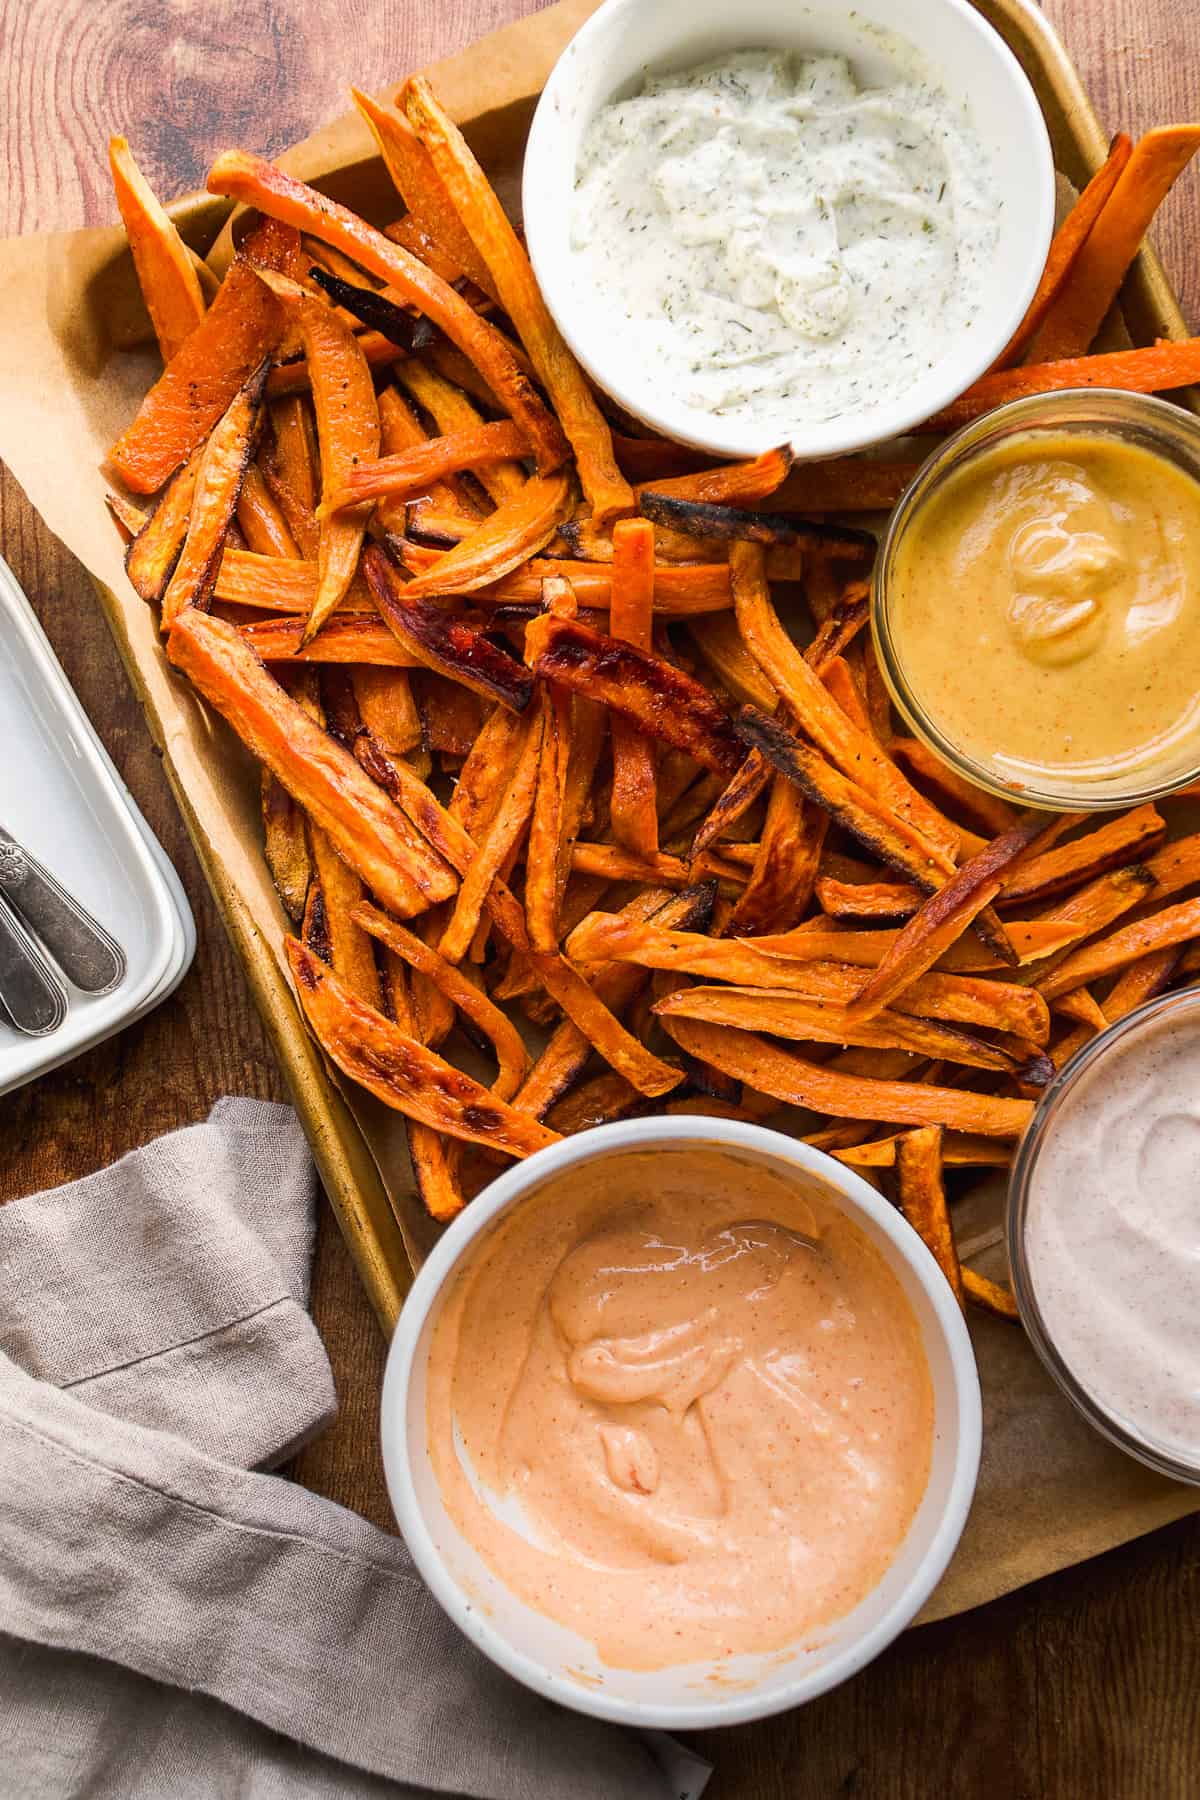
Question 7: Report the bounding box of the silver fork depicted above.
[0,827,125,1034]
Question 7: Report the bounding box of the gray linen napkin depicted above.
[0,1099,710,1800]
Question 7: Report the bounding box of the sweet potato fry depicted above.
[1021,863,1161,989]
[961,1267,1020,1321]
[206,150,568,471]
[633,446,793,508]
[564,918,1051,1039]
[1028,127,1200,362]
[265,332,403,399]
[745,917,1084,973]
[109,134,206,360]
[569,844,691,886]
[816,877,922,920]
[401,75,632,523]
[513,887,712,1117]
[925,338,1200,434]
[530,953,684,1099]
[352,87,499,301]
[374,386,480,537]
[398,546,736,614]
[729,779,824,936]
[236,463,299,557]
[896,1126,964,1309]
[397,474,573,602]
[264,395,319,555]
[690,748,772,857]
[769,459,920,513]
[306,824,384,1009]
[353,903,528,1100]
[1052,986,1108,1032]
[214,550,373,612]
[1102,946,1182,1023]
[262,768,310,923]
[352,667,422,756]
[124,443,204,602]
[362,543,533,711]
[835,1131,1012,1171]
[545,1070,649,1135]
[735,707,956,894]
[319,421,529,512]
[105,491,148,540]
[998,805,1165,906]
[651,985,1043,1079]
[240,616,416,666]
[161,361,269,629]
[256,274,380,642]
[525,687,572,952]
[1140,832,1200,901]
[729,544,958,864]
[1038,895,1200,1000]
[639,491,872,552]
[438,703,542,962]
[658,1017,1034,1136]
[608,519,659,858]
[286,939,556,1155]
[991,133,1133,369]
[533,615,743,777]
[850,818,1049,1019]
[688,614,777,711]
[889,738,1022,839]
[393,360,528,505]
[108,259,284,493]
[167,608,456,917]
[305,265,423,353]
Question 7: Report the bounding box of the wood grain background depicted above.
[0,1,1197,1793]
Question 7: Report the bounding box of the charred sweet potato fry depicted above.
[167,609,456,917]
[306,823,384,1009]
[658,1017,1034,1137]
[109,135,206,360]
[896,1127,964,1310]
[161,361,269,629]
[287,939,556,1155]
[533,616,744,777]
[206,151,567,471]
[633,446,793,508]
[362,543,533,710]
[850,817,1050,1019]
[124,443,204,602]
[109,259,284,493]
[401,75,632,524]
[261,770,311,923]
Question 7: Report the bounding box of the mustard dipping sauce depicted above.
[887,431,1200,791]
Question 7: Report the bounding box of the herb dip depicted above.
[569,48,998,434]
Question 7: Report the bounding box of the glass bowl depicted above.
[1006,987,1200,1485]
[872,388,1200,811]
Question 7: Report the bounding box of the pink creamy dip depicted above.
[425,1147,934,1671]
[1023,1011,1200,1467]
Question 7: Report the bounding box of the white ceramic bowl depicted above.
[381,1117,981,1729]
[523,0,1055,463]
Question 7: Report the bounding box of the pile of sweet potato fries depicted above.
[103,90,1200,1322]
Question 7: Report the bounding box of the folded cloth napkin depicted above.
[0,1099,710,1800]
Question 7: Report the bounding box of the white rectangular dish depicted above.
[0,555,194,1095]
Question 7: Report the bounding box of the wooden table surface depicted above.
[2,1,1198,1792]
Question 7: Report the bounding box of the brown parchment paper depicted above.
[0,0,1196,1628]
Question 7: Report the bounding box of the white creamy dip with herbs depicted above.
[569,48,998,434]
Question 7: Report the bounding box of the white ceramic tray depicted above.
[0,555,194,1096]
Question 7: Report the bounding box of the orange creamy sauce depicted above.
[890,432,1200,788]
[426,1148,934,1671]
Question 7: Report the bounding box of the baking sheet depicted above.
[0,0,1196,1624]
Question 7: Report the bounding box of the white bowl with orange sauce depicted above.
[380,1117,981,1728]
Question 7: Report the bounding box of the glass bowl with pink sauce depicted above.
[1008,988,1200,1485]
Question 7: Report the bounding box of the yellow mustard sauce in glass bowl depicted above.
[873,390,1200,809]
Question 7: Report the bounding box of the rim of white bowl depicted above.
[523,0,1056,461]
[381,1116,982,1730]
